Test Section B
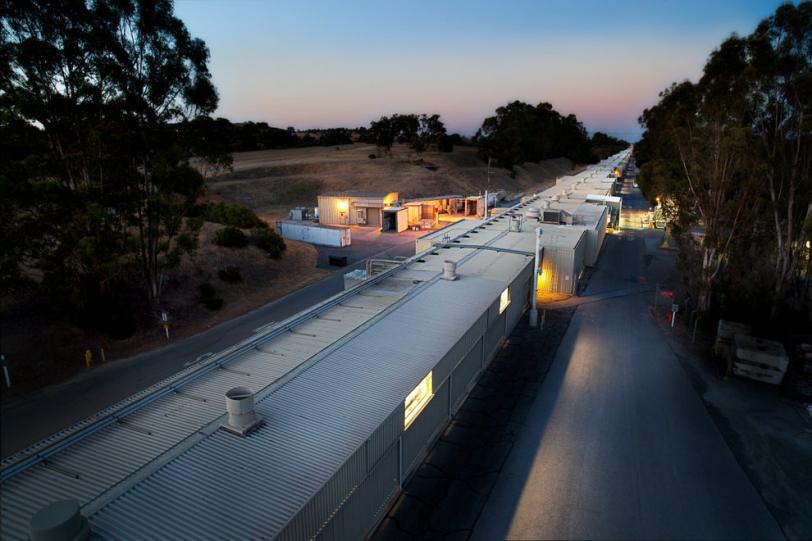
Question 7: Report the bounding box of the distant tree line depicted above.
[636,2,811,330]
[190,118,355,153]
[473,101,628,169]
[361,113,457,154]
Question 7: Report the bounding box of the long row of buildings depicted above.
[0,150,632,541]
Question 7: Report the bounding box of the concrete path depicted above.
[472,190,784,539]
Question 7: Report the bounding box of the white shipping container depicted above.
[278,220,351,247]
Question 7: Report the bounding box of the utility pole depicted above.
[529,227,542,327]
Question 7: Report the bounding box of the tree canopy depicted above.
[636,2,811,328]
[366,113,454,153]
[473,101,605,169]
[1,0,223,331]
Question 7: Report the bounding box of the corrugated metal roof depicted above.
[90,274,509,540]
[0,151,630,539]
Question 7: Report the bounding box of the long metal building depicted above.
[0,150,632,541]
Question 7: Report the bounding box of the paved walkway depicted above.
[472,192,784,539]
[474,245,782,539]
[380,181,787,540]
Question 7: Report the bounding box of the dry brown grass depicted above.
[0,223,327,400]
[207,143,582,219]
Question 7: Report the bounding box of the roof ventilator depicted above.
[221,386,264,437]
[526,207,541,221]
[441,260,458,281]
[509,215,523,232]
[29,500,89,541]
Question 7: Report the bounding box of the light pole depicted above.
[529,226,542,327]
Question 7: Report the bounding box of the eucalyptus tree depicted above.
[637,2,811,321]
[2,0,222,315]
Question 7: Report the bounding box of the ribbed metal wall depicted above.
[401,380,450,479]
[484,312,506,363]
[316,443,399,541]
[507,264,531,333]
[595,209,608,262]
[277,445,367,541]
[434,311,488,386]
[366,407,403,471]
[450,337,484,412]
[540,236,586,295]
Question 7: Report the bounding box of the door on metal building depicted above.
[365,208,381,227]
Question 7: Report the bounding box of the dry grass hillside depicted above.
[207,143,582,221]
[0,225,327,400]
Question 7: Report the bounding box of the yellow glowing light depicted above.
[536,267,551,292]
[337,199,349,212]
[499,287,511,314]
[404,372,433,429]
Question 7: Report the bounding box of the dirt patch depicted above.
[0,223,327,402]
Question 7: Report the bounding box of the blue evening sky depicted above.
[175,0,788,141]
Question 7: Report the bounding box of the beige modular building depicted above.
[317,191,398,227]
[0,148,632,541]
[402,195,464,227]
[536,224,588,295]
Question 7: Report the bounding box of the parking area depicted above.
[314,226,431,269]
[316,226,429,270]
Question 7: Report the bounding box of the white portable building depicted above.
[278,220,351,247]
[574,204,609,266]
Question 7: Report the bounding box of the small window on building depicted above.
[499,287,510,314]
[404,372,433,429]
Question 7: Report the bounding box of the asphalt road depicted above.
[1,236,418,458]
[472,186,784,539]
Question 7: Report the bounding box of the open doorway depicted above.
[383,211,397,232]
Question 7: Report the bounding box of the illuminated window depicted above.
[404,372,433,429]
[499,287,510,314]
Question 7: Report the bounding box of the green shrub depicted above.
[217,266,243,283]
[195,202,264,228]
[198,282,224,310]
[214,226,248,248]
[251,227,286,259]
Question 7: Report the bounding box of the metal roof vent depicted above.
[526,208,540,221]
[509,216,523,232]
[30,500,89,541]
[441,260,458,281]
[222,386,264,436]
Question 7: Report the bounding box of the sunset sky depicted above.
[175,0,788,141]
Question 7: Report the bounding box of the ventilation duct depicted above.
[509,216,523,232]
[526,208,541,221]
[441,260,458,281]
[30,500,89,541]
[222,386,264,436]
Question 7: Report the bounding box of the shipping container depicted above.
[278,220,351,247]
